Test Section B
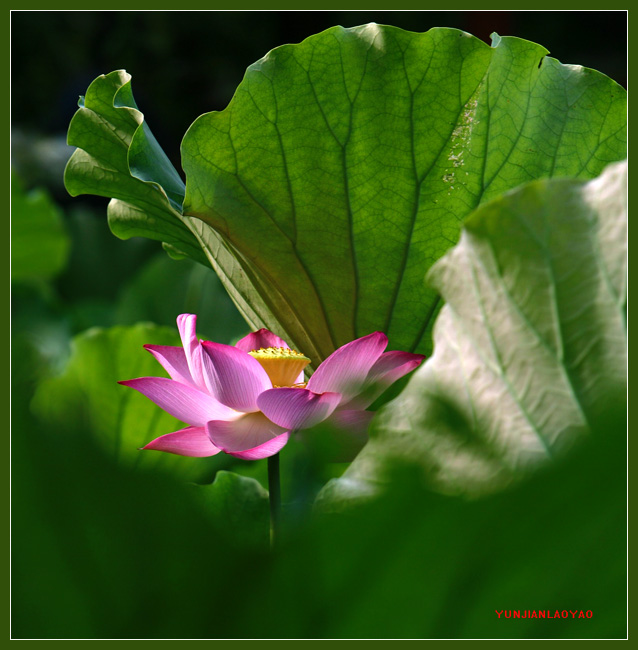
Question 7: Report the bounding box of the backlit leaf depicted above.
[321,160,627,501]
[65,26,626,365]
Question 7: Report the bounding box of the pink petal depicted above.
[257,387,341,430]
[201,341,272,413]
[306,332,388,400]
[369,350,426,380]
[345,350,426,409]
[176,313,198,353]
[206,412,289,460]
[142,426,221,457]
[118,377,237,426]
[176,313,207,389]
[235,328,291,353]
[144,344,195,386]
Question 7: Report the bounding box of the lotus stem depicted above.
[268,452,281,548]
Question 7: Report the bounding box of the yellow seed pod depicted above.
[248,347,311,387]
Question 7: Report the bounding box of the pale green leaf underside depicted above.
[182,24,626,361]
[31,324,211,481]
[322,160,627,500]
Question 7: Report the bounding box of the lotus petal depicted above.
[207,412,289,460]
[258,387,341,430]
[118,376,236,426]
[307,332,387,400]
[142,426,221,457]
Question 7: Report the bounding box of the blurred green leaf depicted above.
[13,374,625,638]
[12,393,245,639]
[13,322,625,639]
[325,160,627,501]
[11,174,70,283]
[30,323,213,481]
[57,205,157,306]
[65,27,626,366]
[114,253,248,343]
[297,424,626,639]
[191,471,269,549]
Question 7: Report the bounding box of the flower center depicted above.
[248,346,311,387]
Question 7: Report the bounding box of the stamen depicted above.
[248,347,311,387]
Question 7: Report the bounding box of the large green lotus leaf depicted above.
[11,174,70,283]
[319,160,627,501]
[181,25,626,361]
[30,323,212,481]
[64,26,626,365]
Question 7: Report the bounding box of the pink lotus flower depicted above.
[119,314,425,461]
